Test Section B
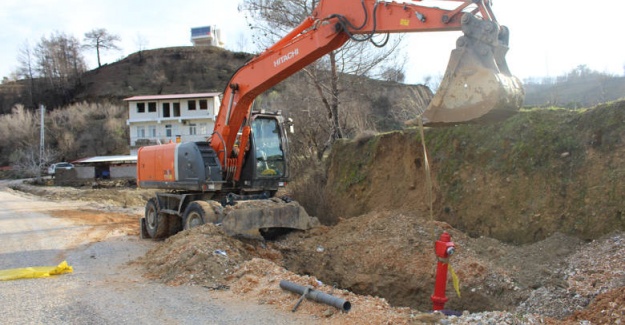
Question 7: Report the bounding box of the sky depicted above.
[1,0,624,85]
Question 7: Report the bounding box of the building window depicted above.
[199,99,208,110]
[173,102,180,117]
[148,125,156,137]
[188,100,196,110]
[137,103,145,113]
[148,102,156,112]
[165,124,172,137]
[189,123,197,135]
[137,126,145,138]
[162,103,171,118]
[199,123,207,135]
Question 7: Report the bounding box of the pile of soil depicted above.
[139,224,280,288]
[139,212,624,323]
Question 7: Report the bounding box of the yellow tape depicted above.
[449,264,461,298]
[0,261,73,281]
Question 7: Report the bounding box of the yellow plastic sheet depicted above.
[0,261,73,281]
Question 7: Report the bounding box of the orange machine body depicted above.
[137,142,178,183]
[137,141,223,192]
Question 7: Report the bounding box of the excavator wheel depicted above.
[144,198,169,240]
[183,201,218,230]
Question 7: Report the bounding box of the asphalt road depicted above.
[0,183,311,324]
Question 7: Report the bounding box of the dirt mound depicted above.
[565,287,625,324]
[140,224,281,288]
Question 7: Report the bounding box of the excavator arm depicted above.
[211,0,524,178]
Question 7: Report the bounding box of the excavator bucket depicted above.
[220,199,320,239]
[421,13,524,125]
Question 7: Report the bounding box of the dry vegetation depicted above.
[0,102,128,175]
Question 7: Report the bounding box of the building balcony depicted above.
[126,115,216,126]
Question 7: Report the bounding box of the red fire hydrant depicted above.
[431,231,455,311]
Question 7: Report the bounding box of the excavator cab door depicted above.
[421,14,524,125]
[238,113,290,191]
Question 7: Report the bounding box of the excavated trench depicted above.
[277,102,625,313]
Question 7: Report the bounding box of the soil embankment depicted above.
[326,101,625,244]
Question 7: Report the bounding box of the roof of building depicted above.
[124,92,222,101]
[72,155,137,164]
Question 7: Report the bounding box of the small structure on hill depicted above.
[191,25,224,47]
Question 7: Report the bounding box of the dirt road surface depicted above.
[0,181,312,325]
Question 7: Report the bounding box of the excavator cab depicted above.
[421,13,524,125]
[237,111,291,192]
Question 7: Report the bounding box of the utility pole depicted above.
[38,104,45,182]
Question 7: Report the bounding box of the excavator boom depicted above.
[212,0,523,167]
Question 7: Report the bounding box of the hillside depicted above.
[75,46,253,101]
[523,75,625,108]
[326,101,625,244]
[0,46,253,113]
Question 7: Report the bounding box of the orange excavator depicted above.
[138,0,524,240]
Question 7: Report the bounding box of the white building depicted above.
[125,93,221,155]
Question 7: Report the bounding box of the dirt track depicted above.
[0,181,313,324]
[5,180,625,324]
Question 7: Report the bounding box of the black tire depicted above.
[183,201,217,230]
[145,198,168,240]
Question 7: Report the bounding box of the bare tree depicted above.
[83,28,121,68]
[16,40,37,107]
[134,33,149,63]
[240,0,405,158]
[34,32,87,90]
